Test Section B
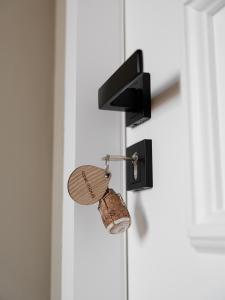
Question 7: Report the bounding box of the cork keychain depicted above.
[98,189,131,234]
[67,162,131,234]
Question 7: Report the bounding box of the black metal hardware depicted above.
[98,50,151,127]
[126,139,153,191]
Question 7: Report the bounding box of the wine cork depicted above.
[98,189,131,234]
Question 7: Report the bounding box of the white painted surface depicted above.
[183,0,225,248]
[74,1,126,299]
[51,0,77,299]
[125,0,225,299]
[52,0,126,299]
[125,0,180,97]
[0,1,54,299]
[214,5,225,210]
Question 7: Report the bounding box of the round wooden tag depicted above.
[67,165,110,205]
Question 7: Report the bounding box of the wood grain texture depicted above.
[67,165,110,205]
[98,189,131,233]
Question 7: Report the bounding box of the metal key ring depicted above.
[104,154,111,177]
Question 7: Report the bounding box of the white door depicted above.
[125,0,225,300]
[52,0,225,299]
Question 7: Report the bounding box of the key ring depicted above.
[102,153,139,179]
[104,154,111,177]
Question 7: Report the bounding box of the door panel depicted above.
[125,1,225,300]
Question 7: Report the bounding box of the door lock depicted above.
[102,139,153,191]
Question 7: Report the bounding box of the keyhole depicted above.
[132,152,138,181]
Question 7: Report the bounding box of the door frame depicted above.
[51,0,77,299]
[51,0,128,299]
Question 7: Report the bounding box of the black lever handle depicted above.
[98,49,151,127]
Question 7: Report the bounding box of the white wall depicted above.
[125,1,225,300]
[0,1,54,299]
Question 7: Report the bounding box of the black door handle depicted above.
[98,49,151,127]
